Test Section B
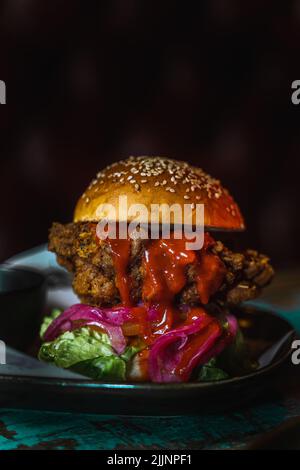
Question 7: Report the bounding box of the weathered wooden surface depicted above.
[0,389,300,450]
[0,270,299,450]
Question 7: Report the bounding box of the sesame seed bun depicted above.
[74,156,245,231]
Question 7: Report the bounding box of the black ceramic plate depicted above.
[0,307,294,415]
[0,247,295,416]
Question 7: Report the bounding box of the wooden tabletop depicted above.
[0,269,300,450]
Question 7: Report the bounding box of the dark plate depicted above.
[0,301,295,415]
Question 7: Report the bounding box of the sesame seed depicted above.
[95,157,228,210]
[184,195,190,200]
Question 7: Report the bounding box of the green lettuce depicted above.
[120,343,142,362]
[38,327,114,369]
[38,312,143,381]
[71,355,127,381]
[39,308,62,339]
[69,341,142,381]
[198,358,229,382]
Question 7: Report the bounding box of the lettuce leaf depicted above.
[38,312,144,381]
[38,327,114,369]
[197,358,229,382]
[71,355,126,380]
[69,341,143,381]
[121,343,142,362]
[40,308,62,339]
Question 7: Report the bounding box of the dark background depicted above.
[0,0,299,268]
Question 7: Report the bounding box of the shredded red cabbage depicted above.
[148,314,238,383]
[43,304,132,354]
[43,303,238,382]
[193,314,238,367]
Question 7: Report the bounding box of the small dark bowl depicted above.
[0,266,46,350]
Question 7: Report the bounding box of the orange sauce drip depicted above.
[195,248,226,304]
[142,238,196,301]
[142,237,196,336]
[142,233,225,333]
[122,306,153,340]
[142,232,225,306]
[175,320,221,381]
[98,229,225,347]
[106,238,132,306]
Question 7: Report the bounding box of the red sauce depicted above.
[106,237,132,306]
[195,250,226,304]
[142,233,225,323]
[142,238,196,301]
[124,306,153,340]
[97,227,225,344]
[175,320,221,381]
[142,237,196,335]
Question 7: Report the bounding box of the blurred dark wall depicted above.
[0,0,299,268]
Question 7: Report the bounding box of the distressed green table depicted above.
[0,270,300,450]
